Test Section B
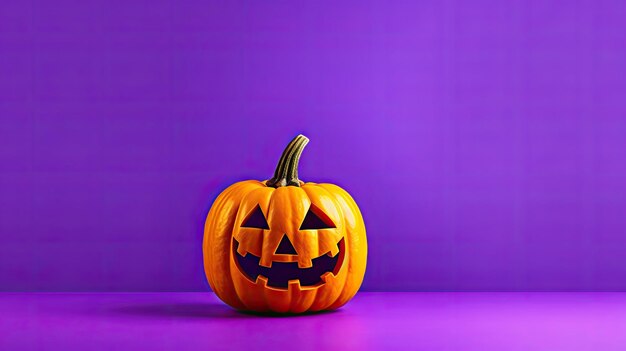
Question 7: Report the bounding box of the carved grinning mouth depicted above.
[233,238,345,289]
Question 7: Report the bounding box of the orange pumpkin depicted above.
[203,134,367,313]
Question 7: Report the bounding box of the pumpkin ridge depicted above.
[228,182,269,309]
[319,183,367,310]
[301,183,349,311]
[233,186,275,258]
[204,181,255,309]
[292,186,319,268]
[204,182,244,293]
[223,182,265,309]
[288,277,318,313]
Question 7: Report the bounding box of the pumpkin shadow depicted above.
[111,302,247,319]
[111,302,341,319]
[236,309,341,318]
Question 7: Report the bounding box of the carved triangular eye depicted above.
[241,205,269,229]
[299,205,335,230]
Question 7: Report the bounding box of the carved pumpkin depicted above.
[203,135,367,313]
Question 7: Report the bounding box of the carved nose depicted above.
[275,234,297,255]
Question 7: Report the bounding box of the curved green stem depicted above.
[266,134,309,188]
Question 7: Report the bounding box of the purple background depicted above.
[1,0,625,292]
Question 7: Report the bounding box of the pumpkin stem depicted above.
[266,134,309,188]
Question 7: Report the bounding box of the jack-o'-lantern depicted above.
[203,134,367,313]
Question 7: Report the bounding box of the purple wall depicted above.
[1,0,625,291]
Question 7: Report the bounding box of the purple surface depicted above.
[2,292,626,350]
[2,0,626,292]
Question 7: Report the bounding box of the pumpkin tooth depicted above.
[288,279,301,290]
[328,245,339,257]
[259,256,273,268]
[256,275,269,287]
[320,272,334,283]
[298,258,313,269]
[236,245,248,257]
